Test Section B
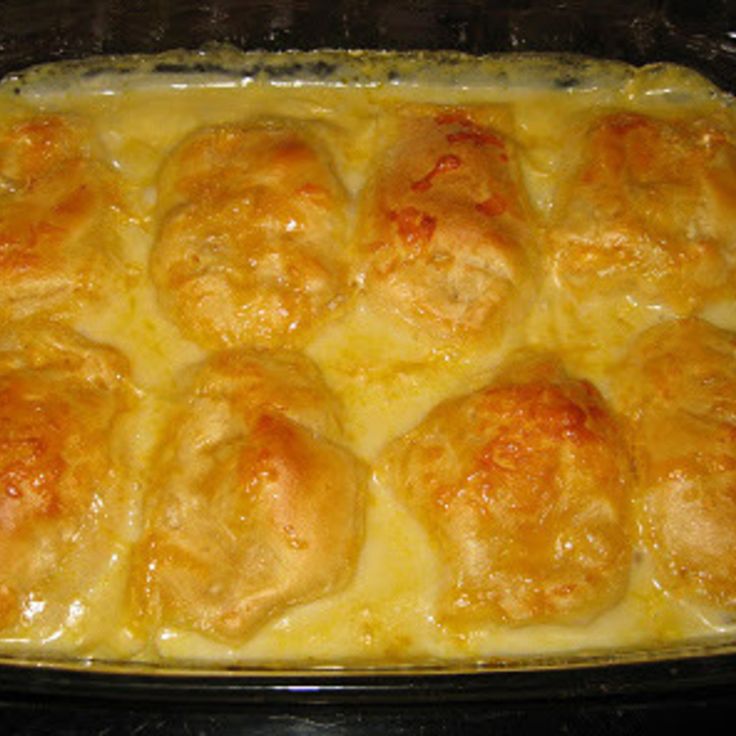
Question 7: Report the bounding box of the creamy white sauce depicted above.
[0,49,734,668]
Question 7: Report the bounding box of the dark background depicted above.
[0,0,735,731]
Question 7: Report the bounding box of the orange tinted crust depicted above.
[0,323,131,630]
[0,115,123,319]
[379,356,632,626]
[133,349,366,642]
[358,107,535,341]
[151,123,351,349]
[549,113,736,312]
[615,318,736,610]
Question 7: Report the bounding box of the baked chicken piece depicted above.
[378,355,633,627]
[358,107,536,343]
[133,349,366,642]
[151,123,351,349]
[548,112,736,314]
[0,114,123,320]
[0,322,132,633]
[615,318,736,610]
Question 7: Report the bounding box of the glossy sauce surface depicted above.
[0,50,735,666]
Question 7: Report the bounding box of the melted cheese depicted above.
[0,50,735,667]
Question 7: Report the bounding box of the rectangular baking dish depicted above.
[0,0,735,706]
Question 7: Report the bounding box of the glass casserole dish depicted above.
[0,0,735,707]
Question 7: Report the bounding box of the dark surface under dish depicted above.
[1,651,735,733]
[0,0,735,730]
[0,649,735,733]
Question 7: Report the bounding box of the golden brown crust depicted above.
[133,349,366,641]
[151,123,351,349]
[379,355,632,627]
[548,112,736,313]
[357,107,535,341]
[0,115,123,320]
[0,322,132,631]
[615,318,736,609]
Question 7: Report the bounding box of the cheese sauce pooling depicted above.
[0,50,735,666]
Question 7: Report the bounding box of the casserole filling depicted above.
[0,50,734,666]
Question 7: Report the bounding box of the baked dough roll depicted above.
[0,114,123,321]
[133,350,366,642]
[358,108,535,342]
[548,112,736,313]
[0,322,132,635]
[151,123,351,349]
[379,356,632,627]
[615,318,736,610]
